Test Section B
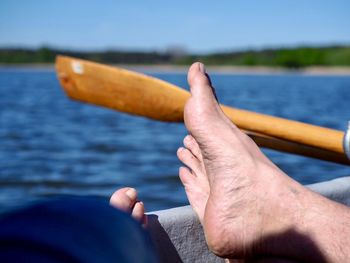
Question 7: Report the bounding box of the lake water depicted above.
[0,68,349,213]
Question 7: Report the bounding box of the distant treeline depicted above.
[1,46,350,68]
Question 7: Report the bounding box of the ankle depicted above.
[261,183,350,262]
[256,177,310,256]
[300,192,350,262]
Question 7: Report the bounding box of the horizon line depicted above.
[0,42,350,55]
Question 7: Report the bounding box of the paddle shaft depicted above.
[55,56,349,165]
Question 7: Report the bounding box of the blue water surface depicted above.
[0,69,349,213]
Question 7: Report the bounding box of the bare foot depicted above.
[180,62,311,258]
[110,187,147,226]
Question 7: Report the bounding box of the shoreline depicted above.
[1,63,350,76]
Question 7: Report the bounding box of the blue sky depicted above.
[0,0,349,53]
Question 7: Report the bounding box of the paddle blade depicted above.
[55,56,348,165]
[55,56,190,122]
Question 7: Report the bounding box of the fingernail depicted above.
[198,62,206,73]
[126,188,137,199]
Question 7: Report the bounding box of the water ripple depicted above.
[0,69,349,213]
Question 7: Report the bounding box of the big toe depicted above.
[110,187,137,213]
[187,62,218,108]
[110,187,147,225]
[185,62,234,140]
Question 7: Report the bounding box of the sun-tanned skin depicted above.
[177,62,350,262]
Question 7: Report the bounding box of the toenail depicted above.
[126,188,137,199]
[184,135,192,143]
[198,62,206,73]
[178,147,185,153]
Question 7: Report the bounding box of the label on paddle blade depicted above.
[71,61,84,74]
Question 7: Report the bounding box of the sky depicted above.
[0,0,349,53]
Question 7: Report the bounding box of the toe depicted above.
[110,187,137,213]
[185,62,234,137]
[131,201,146,224]
[177,147,202,176]
[178,166,196,186]
[179,166,208,224]
[187,62,217,104]
[186,62,239,131]
[187,62,210,91]
[183,135,203,161]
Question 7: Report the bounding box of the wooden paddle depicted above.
[55,55,349,165]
